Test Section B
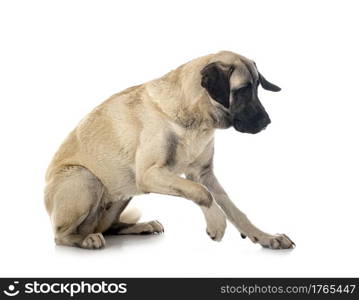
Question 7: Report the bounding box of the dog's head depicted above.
[200,52,280,134]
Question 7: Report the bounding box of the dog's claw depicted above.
[282,234,295,248]
[148,220,164,234]
[240,233,247,239]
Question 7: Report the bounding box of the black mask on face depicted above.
[201,62,280,134]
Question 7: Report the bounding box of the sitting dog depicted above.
[45,51,295,250]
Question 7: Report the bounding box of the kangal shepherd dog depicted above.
[45,51,295,250]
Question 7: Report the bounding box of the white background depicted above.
[0,0,358,277]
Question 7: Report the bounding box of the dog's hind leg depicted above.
[105,221,164,235]
[119,221,164,234]
[102,205,164,235]
[45,166,106,249]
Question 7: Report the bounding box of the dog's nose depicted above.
[257,116,271,129]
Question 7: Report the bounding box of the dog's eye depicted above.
[233,83,252,96]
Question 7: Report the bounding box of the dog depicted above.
[44,50,295,250]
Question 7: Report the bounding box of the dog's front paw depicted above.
[203,203,227,241]
[250,233,295,249]
[81,233,106,249]
[267,234,295,249]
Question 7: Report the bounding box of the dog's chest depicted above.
[176,129,214,168]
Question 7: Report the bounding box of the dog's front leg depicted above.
[187,167,295,249]
[137,165,226,241]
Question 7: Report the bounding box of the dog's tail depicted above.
[118,206,141,224]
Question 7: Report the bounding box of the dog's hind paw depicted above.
[116,220,164,235]
[81,233,106,249]
[139,220,164,234]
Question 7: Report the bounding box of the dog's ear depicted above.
[200,62,231,108]
[258,72,281,92]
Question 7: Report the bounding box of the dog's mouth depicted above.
[232,114,271,134]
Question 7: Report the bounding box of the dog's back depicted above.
[46,85,144,192]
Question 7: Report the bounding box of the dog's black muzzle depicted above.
[232,104,271,134]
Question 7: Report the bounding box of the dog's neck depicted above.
[145,55,223,130]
